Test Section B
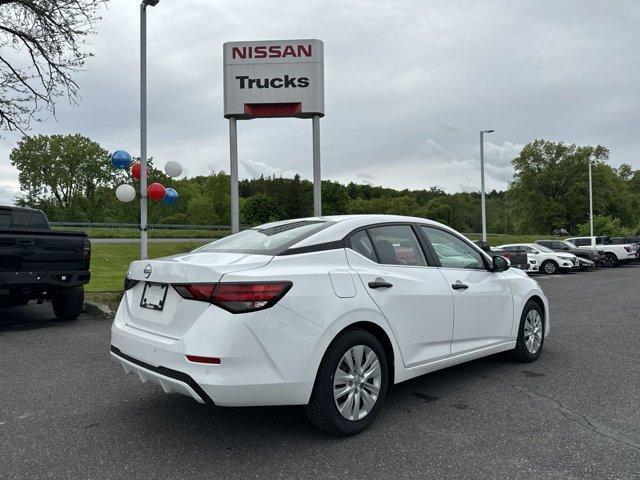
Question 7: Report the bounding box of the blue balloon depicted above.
[162,188,179,205]
[111,150,132,169]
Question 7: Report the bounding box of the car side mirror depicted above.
[492,255,509,272]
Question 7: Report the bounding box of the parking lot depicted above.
[1,265,639,480]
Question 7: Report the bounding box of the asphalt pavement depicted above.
[1,265,639,479]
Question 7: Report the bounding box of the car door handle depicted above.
[451,282,469,290]
[368,280,393,289]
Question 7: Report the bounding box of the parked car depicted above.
[474,240,529,270]
[535,239,602,269]
[565,236,638,267]
[552,229,569,236]
[111,215,549,436]
[497,243,579,274]
[0,206,91,319]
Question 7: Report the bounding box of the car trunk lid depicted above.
[123,251,272,338]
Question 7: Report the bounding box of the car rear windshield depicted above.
[195,220,334,255]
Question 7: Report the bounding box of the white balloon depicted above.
[164,160,183,177]
[115,184,136,203]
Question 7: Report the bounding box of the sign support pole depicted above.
[312,114,322,217]
[229,117,240,233]
[139,2,148,260]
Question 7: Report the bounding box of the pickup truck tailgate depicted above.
[0,229,89,272]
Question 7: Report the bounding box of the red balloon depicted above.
[147,183,166,201]
[130,162,147,180]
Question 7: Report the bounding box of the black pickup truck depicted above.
[474,240,529,270]
[0,206,91,320]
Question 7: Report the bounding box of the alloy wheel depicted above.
[523,310,543,354]
[333,345,382,421]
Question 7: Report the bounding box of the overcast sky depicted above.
[1,0,639,204]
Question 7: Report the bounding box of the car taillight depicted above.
[83,237,91,261]
[172,281,292,313]
[124,277,139,290]
[173,284,216,301]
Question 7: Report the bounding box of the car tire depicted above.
[510,300,545,363]
[603,253,619,268]
[541,260,558,274]
[305,329,389,436]
[52,286,84,321]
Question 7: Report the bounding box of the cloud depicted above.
[1,0,638,204]
[239,158,297,179]
[0,182,21,205]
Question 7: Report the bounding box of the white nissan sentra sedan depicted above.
[111,215,549,436]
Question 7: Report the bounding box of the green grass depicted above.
[88,241,207,292]
[54,227,229,239]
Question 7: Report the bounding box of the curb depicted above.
[83,300,113,318]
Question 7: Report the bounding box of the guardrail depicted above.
[50,222,234,231]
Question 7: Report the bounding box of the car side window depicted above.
[421,226,485,270]
[348,230,377,262]
[367,225,426,266]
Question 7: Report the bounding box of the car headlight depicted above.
[558,255,571,260]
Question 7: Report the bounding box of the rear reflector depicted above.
[186,355,221,365]
[172,281,292,313]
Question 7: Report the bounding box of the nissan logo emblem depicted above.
[143,264,152,278]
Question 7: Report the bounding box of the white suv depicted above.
[497,243,578,274]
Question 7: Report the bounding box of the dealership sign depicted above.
[223,39,324,118]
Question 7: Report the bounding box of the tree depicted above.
[0,0,107,134]
[10,133,114,208]
[240,193,282,226]
[507,140,613,233]
[576,215,632,237]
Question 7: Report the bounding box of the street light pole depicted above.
[479,129,494,242]
[139,0,159,260]
[588,156,594,238]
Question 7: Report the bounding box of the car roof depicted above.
[255,214,453,249]
[0,205,42,213]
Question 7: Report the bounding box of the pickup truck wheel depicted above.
[52,286,84,321]
[603,253,619,268]
[541,260,558,274]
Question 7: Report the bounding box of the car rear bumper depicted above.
[110,297,322,407]
[111,346,212,404]
[0,270,91,291]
